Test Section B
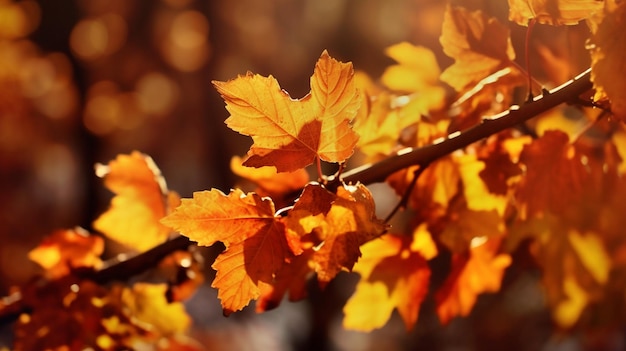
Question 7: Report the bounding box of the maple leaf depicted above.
[588,0,626,121]
[508,0,604,25]
[28,227,104,279]
[342,227,436,332]
[435,237,512,324]
[440,5,519,92]
[93,151,180,252]
[213,50,360,172]
[161,189,290,314]
[286,183,387,285]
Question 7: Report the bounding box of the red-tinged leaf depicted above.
[286,183,387,285]
[440,5,519,92]
[256,251,314,312]
[93,151,180,252]
[508,0,604,26]
[435,237,511,324]
[28,228,104,279]
[515,130,588,218]
[161,189,291,313]
[211,221,289,315]
[213,50,360,172]
[343,231,432,332]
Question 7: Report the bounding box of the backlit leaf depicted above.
[93,151,180,252]
[342,232,430,332]
[121,283,191,335]
[435,237,511,324]
[28,228,103,279]
[440,5,518,92]
[213,51,360,172]
[508,0,604,25]
[287,183,387,285]
[588,0,626,121]
[161,189,291,314]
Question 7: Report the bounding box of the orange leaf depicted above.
[588,0,626,121]
[93,151,180,252]
[256,251,314,312]
[508,0,604,26]
[286,183,387,285]
[28,228,103,279]
[213,50,360,172]
[342,231,432,331]
[515,130,588,218]
[435,237,511,324]
[161,189,291,314]
[440,5,518,92]
[230,155,310,196]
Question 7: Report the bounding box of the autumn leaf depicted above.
[230,155,310,197]
[439,206,505,253]
[121,283,191,335]
[514,130,588,219]
[387,157,460,221]
[508,0,604,25]
[381,42,441,93]
[342,227,436,332]
[508,215,610,327]
[161,189,291,314]
[256,251,314,312]
[93,151,180,252]
[588,0,626,121]
[435,237,511,324]
[213,50,360,172]
[28,227,103,279]
[440,5,519,92]
[286,183,387,285]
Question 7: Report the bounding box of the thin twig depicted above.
[384,164,428,223]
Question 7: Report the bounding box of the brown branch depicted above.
[0,68,593,325]
[342,68,592,185]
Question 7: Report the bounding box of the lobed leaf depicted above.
[213,51,360,172]
[93,151,179,252]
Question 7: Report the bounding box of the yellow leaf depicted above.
[589,0,626,121]
[343,233,430,331]
[121,283,191,335]
[440,5,518,92]
[553,276,588,328]
[568,230,610,284]
[93,151,179,252]
[213,50,360,172]
[508,0,604,25]
[230,155,309,197]
[381,42,441,92]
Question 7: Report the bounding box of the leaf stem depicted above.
[525,19,537,101]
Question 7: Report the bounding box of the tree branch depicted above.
[342,68,592,185]
[0,68,593,325]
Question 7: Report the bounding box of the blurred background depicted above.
[0,0,601,350]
